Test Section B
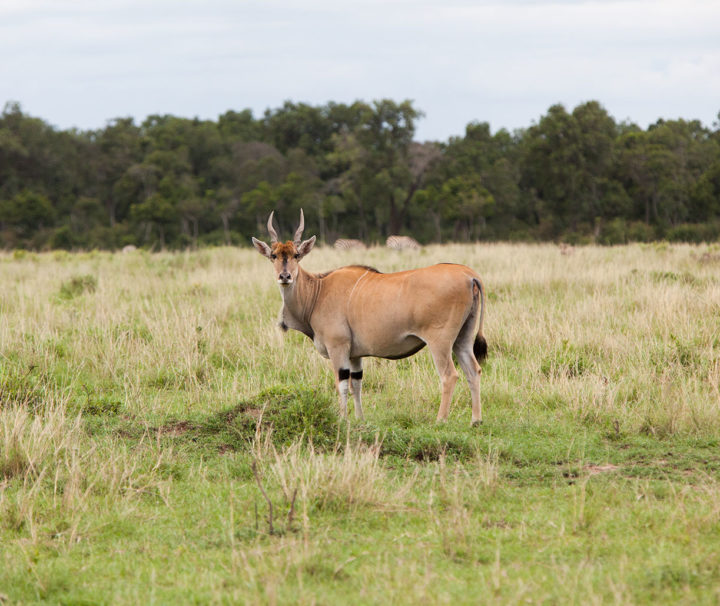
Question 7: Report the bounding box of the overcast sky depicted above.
[1,0,718,141]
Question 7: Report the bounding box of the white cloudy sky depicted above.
[1,0,719,141]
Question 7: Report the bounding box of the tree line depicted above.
[1,98,719,250]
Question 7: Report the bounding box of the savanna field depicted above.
[2,242,720,604]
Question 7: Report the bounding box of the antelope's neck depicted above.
[280,267,320,338]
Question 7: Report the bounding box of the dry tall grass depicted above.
[2,243,719,431]
[2,243,720,603]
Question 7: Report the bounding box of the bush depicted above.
[598,218,628,245]
[58,274,97,299]
[200,385,340,450]
[49,225,78,250]
[665,222,720,243]
[599,218,657,245]
[626,221,656,242]
[540,340,593,378]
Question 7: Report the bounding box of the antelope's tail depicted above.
[472,277,488,363]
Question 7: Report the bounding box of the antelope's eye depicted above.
[270,254,277,260]
[293,254,300,259]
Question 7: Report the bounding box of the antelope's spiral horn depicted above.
[267,211,279,244]
[293,209,305,245]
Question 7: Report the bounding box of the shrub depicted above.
[49,225,78,250]
[540,340,593,378]
[599,219,657,245]
[58,274,97,299]
[200,385,340,450]
[665,222,720,243]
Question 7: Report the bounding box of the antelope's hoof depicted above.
[471,419,483,427]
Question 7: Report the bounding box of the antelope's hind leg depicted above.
[453,342,482,426]
[427,340,459,422]
[453,307,483,425]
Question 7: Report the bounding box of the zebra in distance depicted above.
[333,239,367,251]
[386,235,421,251]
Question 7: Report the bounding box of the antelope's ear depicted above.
[296,235,316,258]
[252,237,273,259]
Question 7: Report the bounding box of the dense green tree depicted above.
[0,99,718,249]
[0,189,56,242]
[691,160,720,220]
[330,99,426,236]
[614,119,715,230]
[437,122,523,239]
[130,192,177,246]
[520,102,619,237]
[91,117,144,226]
[218,109,261,142]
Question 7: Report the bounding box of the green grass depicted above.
[2,243,720,604]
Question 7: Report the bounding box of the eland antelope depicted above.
[252,210,488,425]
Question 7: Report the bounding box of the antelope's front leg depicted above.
[350,357,364,421]
[328,346,351,419]
[336,367,350,418]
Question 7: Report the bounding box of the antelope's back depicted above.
[343,263,480,344]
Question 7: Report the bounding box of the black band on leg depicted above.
[350,370,363,380]
[338,368,350,381]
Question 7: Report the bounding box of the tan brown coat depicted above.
[253,211,487,425]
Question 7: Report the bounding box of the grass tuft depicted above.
[58,274,97,299]
[200,385,340,450]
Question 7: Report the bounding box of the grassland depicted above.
[1,242,720,604]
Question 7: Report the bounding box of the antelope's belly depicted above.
[351,333,426,360]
